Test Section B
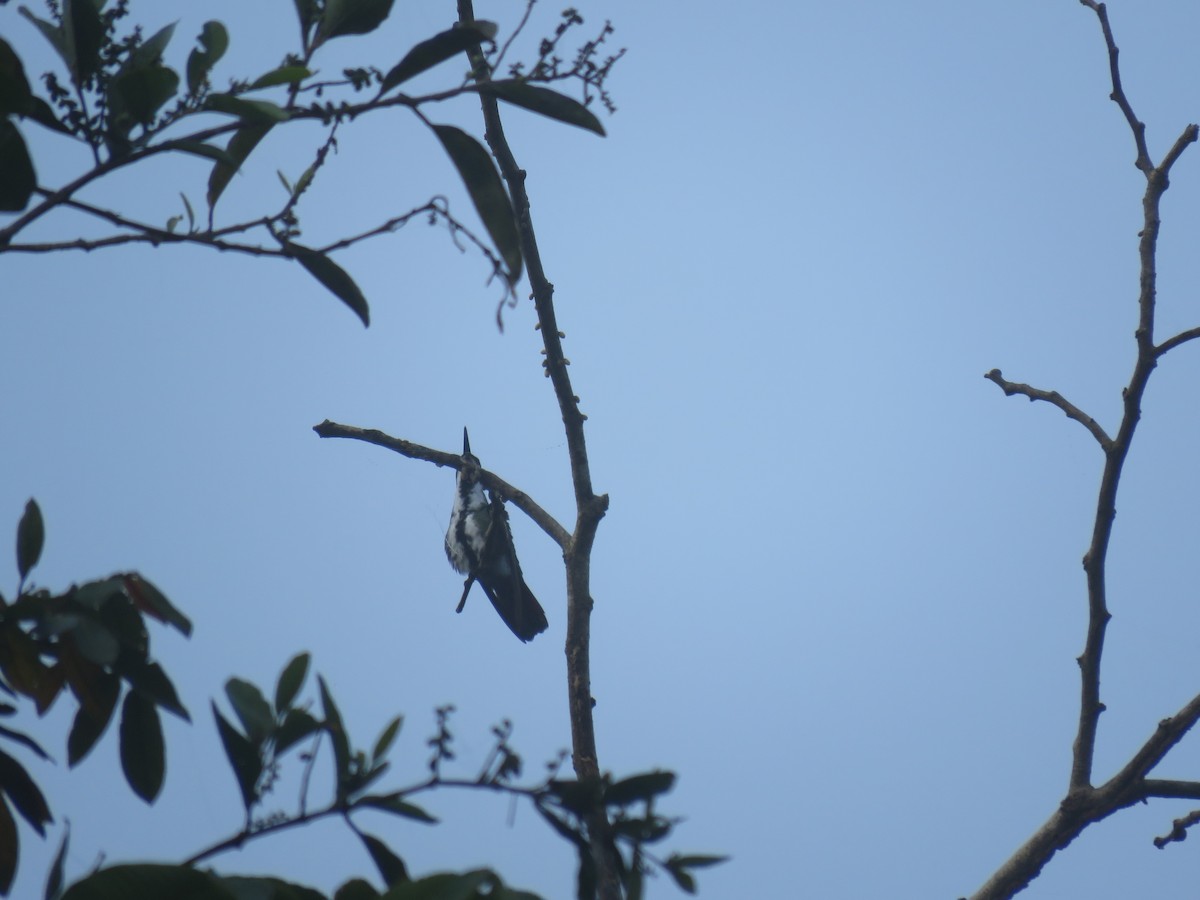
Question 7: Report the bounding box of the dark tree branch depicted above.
[973,5,1200,899]
[1153,808,1200,849]
[312,420,570,549]
[1155,325,1200,357]
[983,369,1113,448]
[456,2,616,896]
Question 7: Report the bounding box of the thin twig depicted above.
[983,369,1112,449]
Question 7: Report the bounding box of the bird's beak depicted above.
[462,427,471,456]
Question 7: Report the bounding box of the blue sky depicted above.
[5,0,1200,897]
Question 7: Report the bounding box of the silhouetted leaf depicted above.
[358,833,408,888]
[121,661,188,721]
[108,23,180,132]
[213,703,261,810]
[605,771,676,807]
[431,125,521,284]
[333,879,379,900]
[274,652,310,713]
[371,715,402,764]
[17,9,67,75]
[250,65,311,90]
[318,675,351,797]
[225,678,273,746]
[0,119,35,212]
[218,875,326,900]
[289,244,371,327]
[205,94,290,123]
[207,122,272,210]
[69,619,119,667]
[187,21,228,95]
[44,822,68,900]
[61,864,239,900]
[67,671,119,766]
[533,802,584,848]
[356,794,438,824]
[316,0,395,43]
[119,692,164,803]
[0,749,50,834]
[0,39,34,116]
[479,82,605,136]
[381,871,503,900]
[0,797,16,896]
[293,0,319,43]
[274,708,320,754]
[162,140,236,168]
[16,498,43,582]
[121,574,192,636]
[0,723,48,761]
[62,0,105,83]
[379,23,497,94]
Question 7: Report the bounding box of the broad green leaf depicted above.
[316,0,395,44]
[0,119,35,211]
[334,879,380,900]
[371,715,402,764]
[604,770,676,807]
[205,94,291,123]
[16,498,44,581]
[27,97,70,134]
[379,23,497,94]
[121,574,192,636]
[0,39,34,116]
[293,0,319,44]
[17,9,68,74]
[479,82,605,136]
[119,692,164,803]
[380,871,522,900]
[108,65,180,133]
[212,703,261,810]
[219,875,327,900]
[0,797,16,895]
[288,244,371,327]
[62,0,105,83]
[249,65,312,90]
[187,21,228,95]
[431,125,521,284]
[225,678,274,745]
[274,652,310,713]
[318,675,351,797]
[207,122,272,210]
[45,822,69,900]
[0,749,51,834]
[61,864,239,900]
[128,22,178,71]
[66,671,119,765]
[356,794,437,824]
[274,708,320,754]
[70,619,119,666]
[358,832,408,888]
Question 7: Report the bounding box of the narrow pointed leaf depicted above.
[44,822,69,900]
[212,703,261,810]
[225,678,273,745]
[318,676,351,796]
[274,708,320,754]
[317,0,396,43]
[17,10,68,74]
[16,498,44,581]
[187,21,228,95]
[0,723,49,761]
[358,833,408,888]
[119,691,164,803]
[293,0,318,43]
[121,661,189,721]
[431,125,521,284]
[371,715,402,764]
[207,122,272,210]
[0,749,51,834]
[67,671,119,766]
[479,82,605,136]
[121,574,192,636]
[63,0,105,83]
[356,795,437,823]
[27,97,70,135]
[205,94,290,123]
[0,119,35,212]
[288,244,371,326]
[379,23,497,94]
[274,652,310,713]
[249,66,312,90]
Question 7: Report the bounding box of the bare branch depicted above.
[1079,0,1152,173]
[1155,325,1200,357]
[1143,779,1200,802]
[312,420,570,549]
[1153,808,1200,849]
[983,369,1113,448]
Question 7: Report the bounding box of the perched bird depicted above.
[445,428,548,642]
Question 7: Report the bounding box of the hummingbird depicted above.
[445,428,548,642]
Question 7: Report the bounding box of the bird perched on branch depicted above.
[445,428,548,642]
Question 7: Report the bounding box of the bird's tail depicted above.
[477,574,549,642]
